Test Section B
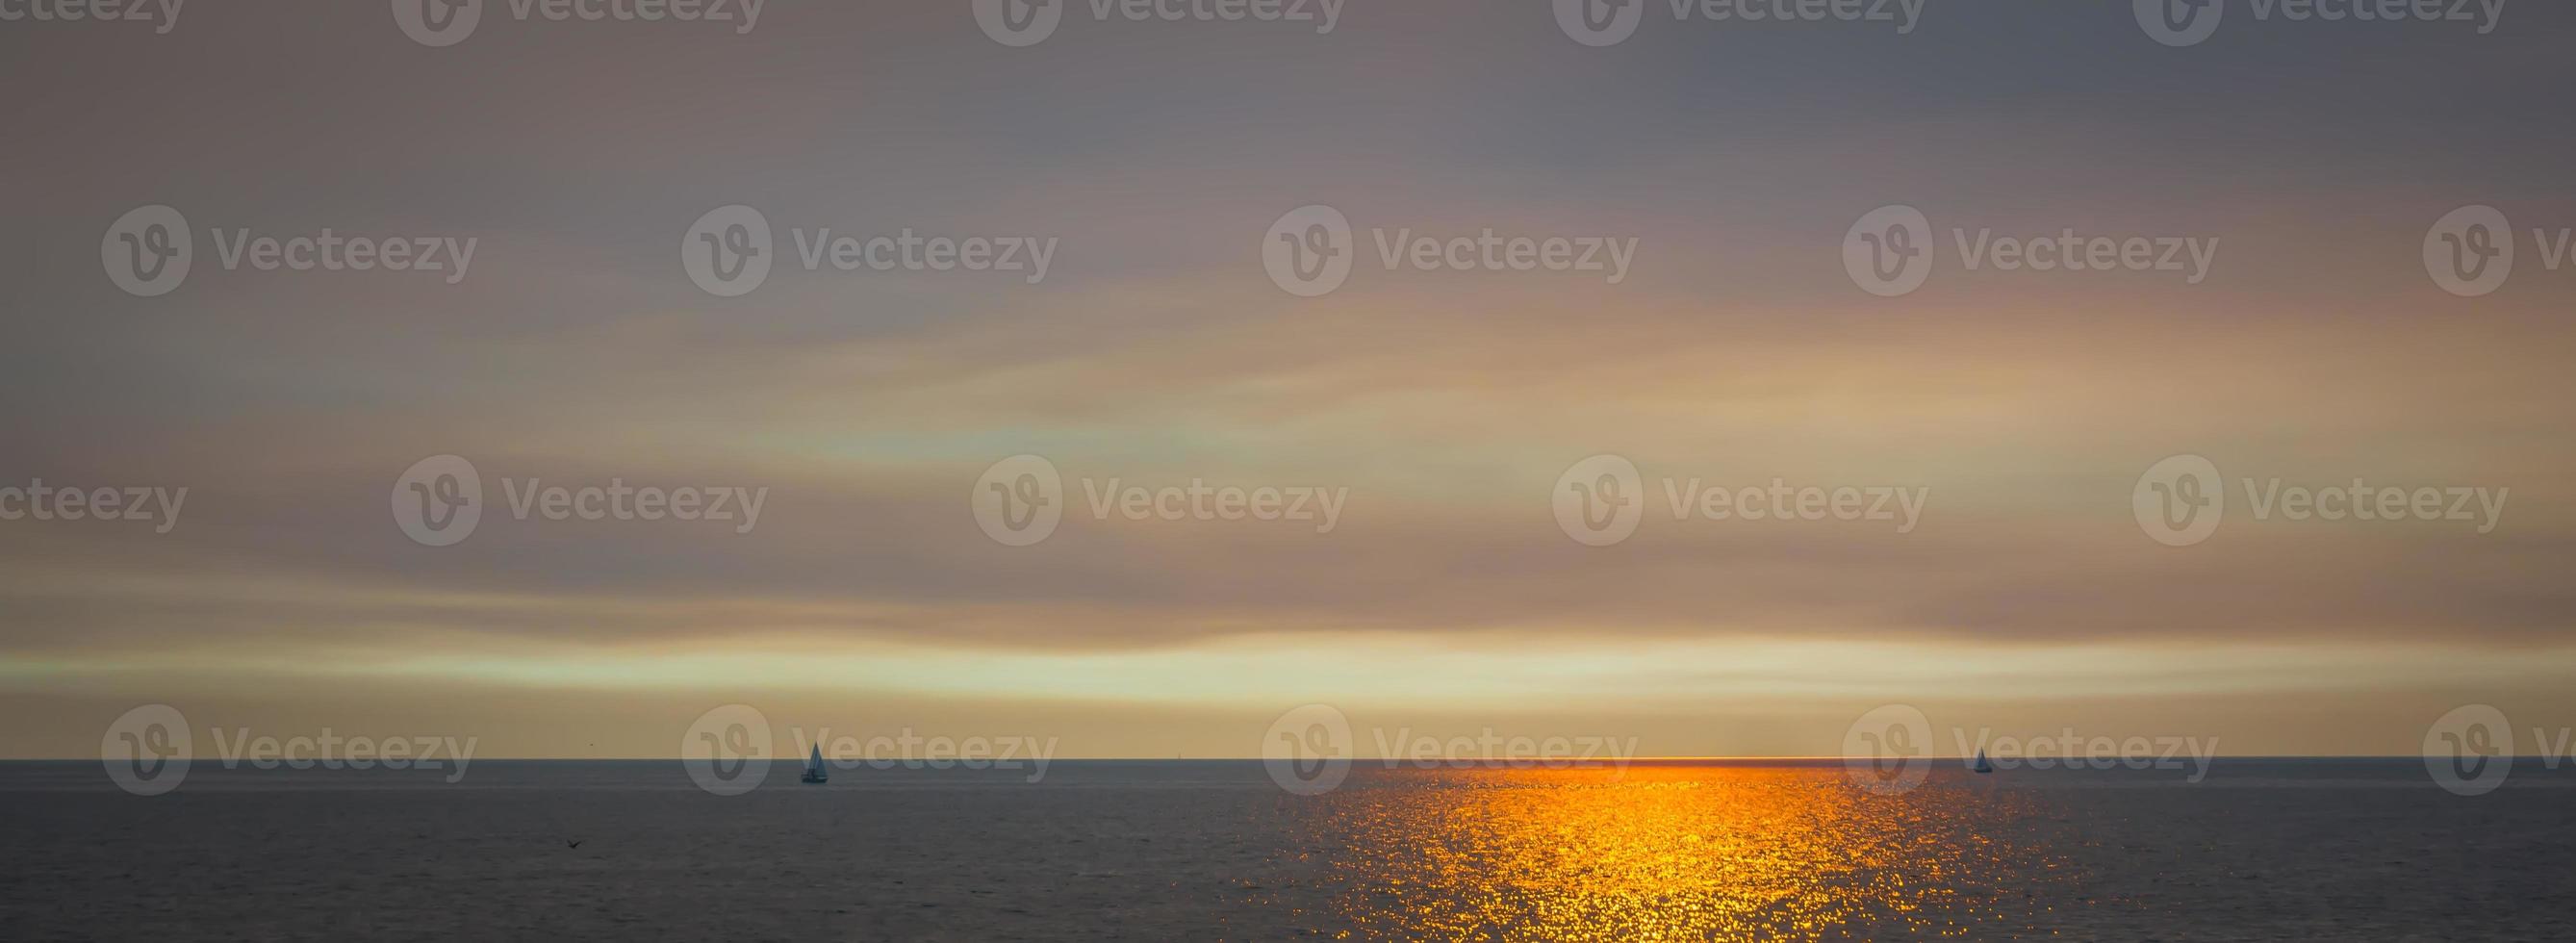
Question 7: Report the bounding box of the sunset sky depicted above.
[4,2,2572,759]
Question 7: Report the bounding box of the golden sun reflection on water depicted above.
[1293,765,2081,941]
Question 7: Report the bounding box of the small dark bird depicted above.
[565,839,585,850]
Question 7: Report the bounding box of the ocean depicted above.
[6,760,2570,941]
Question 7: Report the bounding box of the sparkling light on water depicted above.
[1286,766,2087,940]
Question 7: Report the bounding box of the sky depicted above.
[3,1,2573,760]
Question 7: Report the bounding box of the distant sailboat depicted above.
[801,744,828,784]
[1972,750,1995,774]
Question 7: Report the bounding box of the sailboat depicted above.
[801,744,829,784]
[1972,750,1995,774]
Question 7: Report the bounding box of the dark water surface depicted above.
[6,760,2571,941]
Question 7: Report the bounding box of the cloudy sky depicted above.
[4,1,2572,759]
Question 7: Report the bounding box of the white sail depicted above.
[803,744,828,782]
